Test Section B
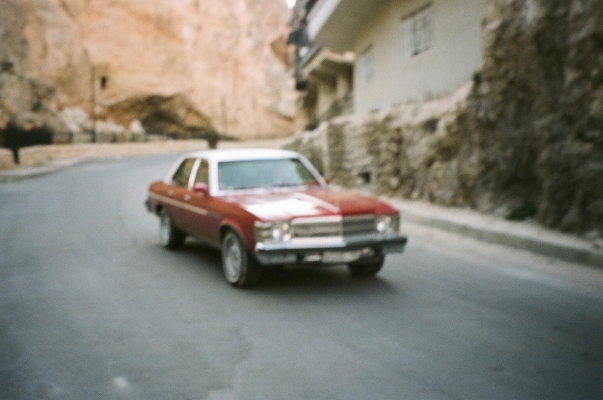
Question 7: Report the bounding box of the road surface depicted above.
[1,154,601,399]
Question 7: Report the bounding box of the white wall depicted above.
[353,0,485,114]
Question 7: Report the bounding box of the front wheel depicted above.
[348,255,385,277]
[159,209,186,250]
[221,230,262,288]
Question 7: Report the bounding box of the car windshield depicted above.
[218,158,318,191]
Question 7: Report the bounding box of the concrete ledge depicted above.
[0,148,16,170]
[8,138,288,169]
[17,140,211,168]
[0,139,288,182]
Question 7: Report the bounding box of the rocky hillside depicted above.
[474,0,603,233]
[286,0,603,236]
[0,0,295,151]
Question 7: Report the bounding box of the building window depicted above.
[403,4,433,59]
[358,45,374,85]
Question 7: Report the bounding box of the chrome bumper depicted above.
[254,234,408,266]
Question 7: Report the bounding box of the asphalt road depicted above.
[1,154,602,400]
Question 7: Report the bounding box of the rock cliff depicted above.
[475,0,603,233]
[0,0,295,150]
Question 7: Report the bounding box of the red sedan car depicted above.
[146,148,407,287]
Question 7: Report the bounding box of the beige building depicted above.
[305,0,486,115]
[300,47,354,128]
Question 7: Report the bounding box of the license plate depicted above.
[322,250,362,263]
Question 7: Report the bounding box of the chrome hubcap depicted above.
[160,213,171,245]
[223,235,242,282]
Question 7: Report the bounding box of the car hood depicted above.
[224,187,395,220]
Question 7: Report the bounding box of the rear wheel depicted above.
[348,255,385,277]
[221,230,262,288]
[159,209,186,250]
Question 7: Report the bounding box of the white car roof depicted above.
[182,148,302,162]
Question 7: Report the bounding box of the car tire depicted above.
[221,230,262,288]
[159,209,186,250]
[348,255,385,277]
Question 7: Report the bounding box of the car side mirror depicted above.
[193,182,210,196]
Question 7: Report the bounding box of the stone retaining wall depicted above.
[285,84,475,203]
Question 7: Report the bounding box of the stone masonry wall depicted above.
[285,84,477,205]
[285,0,603,236]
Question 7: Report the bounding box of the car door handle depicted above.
[183,194,191,201]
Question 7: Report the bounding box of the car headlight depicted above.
[254,220,292,243]
[375,214,400,235]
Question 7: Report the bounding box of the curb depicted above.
[0,158,89,183]
[395,203,603,269]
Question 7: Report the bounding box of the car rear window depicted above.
[172,158,197,187]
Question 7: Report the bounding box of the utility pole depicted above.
[292,0,303,84]
[289,0,309,90]
[90,64,97,143]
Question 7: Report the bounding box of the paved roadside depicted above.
[390,198,603,269]
[2,156,601,269]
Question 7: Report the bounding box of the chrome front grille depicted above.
[343,215,376,236]
[291,216,342,238]
[291,215,375,238]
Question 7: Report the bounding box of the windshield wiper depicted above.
[271,183,300,187]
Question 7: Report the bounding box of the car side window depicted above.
[194,159,209,187]
[172,158,196,188]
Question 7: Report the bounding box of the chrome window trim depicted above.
[187,158,202,190]
[149,192,209,216]
[210,156,326,197]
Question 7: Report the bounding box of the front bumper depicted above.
[254,234,408,266]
